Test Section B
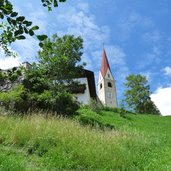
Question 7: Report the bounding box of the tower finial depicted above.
[102,42,105,49]
[100,48,111,78]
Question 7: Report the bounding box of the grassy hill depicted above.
[0,108,171,170]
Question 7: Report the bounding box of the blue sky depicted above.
[0,0,171,115]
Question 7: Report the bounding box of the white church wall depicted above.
[98,72,105,104]
[74,78,91,105]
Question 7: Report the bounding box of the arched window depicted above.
[108,82,112,87]
[100,83,102,89]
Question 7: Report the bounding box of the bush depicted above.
[88,99,103,114]
[54,91,79,116]
[0,85,27,113]
[0,85,79,116]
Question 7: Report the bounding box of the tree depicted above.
[37,34,85,92]
[22,63,50,94]
[124,74,160,115]
[0,60,80,115]
[0,33,83,115]
[0,0,66,55]
[0,33,85,115]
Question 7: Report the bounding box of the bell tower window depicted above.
[108,82,112,87]
[100,83,102,89]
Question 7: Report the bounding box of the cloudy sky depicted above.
[0,0,171,116]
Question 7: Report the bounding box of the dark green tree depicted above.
[0,34,84,115]
[22,63,50,93]
[0,0,66,55]
[37,34,85,92]
[19,34,84,115]
[124,74,160,115]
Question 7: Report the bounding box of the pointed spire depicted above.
[100,48,111,77]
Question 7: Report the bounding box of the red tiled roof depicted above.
[100,49,111,77]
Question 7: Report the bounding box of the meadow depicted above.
[0,108,171,171]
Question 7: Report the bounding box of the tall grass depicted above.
[0,109,171,170]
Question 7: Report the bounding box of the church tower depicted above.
[98,49,118,108]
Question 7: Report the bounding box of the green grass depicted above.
[0,108,171,170]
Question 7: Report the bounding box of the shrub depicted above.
[89,99,103,114]
[0,85,27,112]
[53,91,79,116]
[0,85,79,116]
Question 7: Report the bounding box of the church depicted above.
[97,49,118,108]
[74,48,118,108]
[0,49,118,108]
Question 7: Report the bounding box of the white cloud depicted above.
[27,7,48,34]
[163,66,171,77]
[0,37,38,68]
[0,48,22,69]
[9,6,47,65]
[12,1,48,34]
[56,10,110,51]
[0,57,21,70]
[12,36,39,62]
[151,87,171,116]
[51,2,111,70]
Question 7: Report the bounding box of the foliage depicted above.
[0,84,79,115]
[124,74,160,115]
[41,0,67,11]
[143,99,161,115]
[30,90,79,116]
[0,112,171,170]
[88,99,103,114]
[24,34,84,115]
[0,0,66,55]
[0,34,84,116]
[0,67,22,84]
[22,63,50,93]
[54,91,79,116]
[0,67,23,93]
[37,34,85,92]
[0,85,26,112]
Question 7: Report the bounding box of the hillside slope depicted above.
[0,109,171,170]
